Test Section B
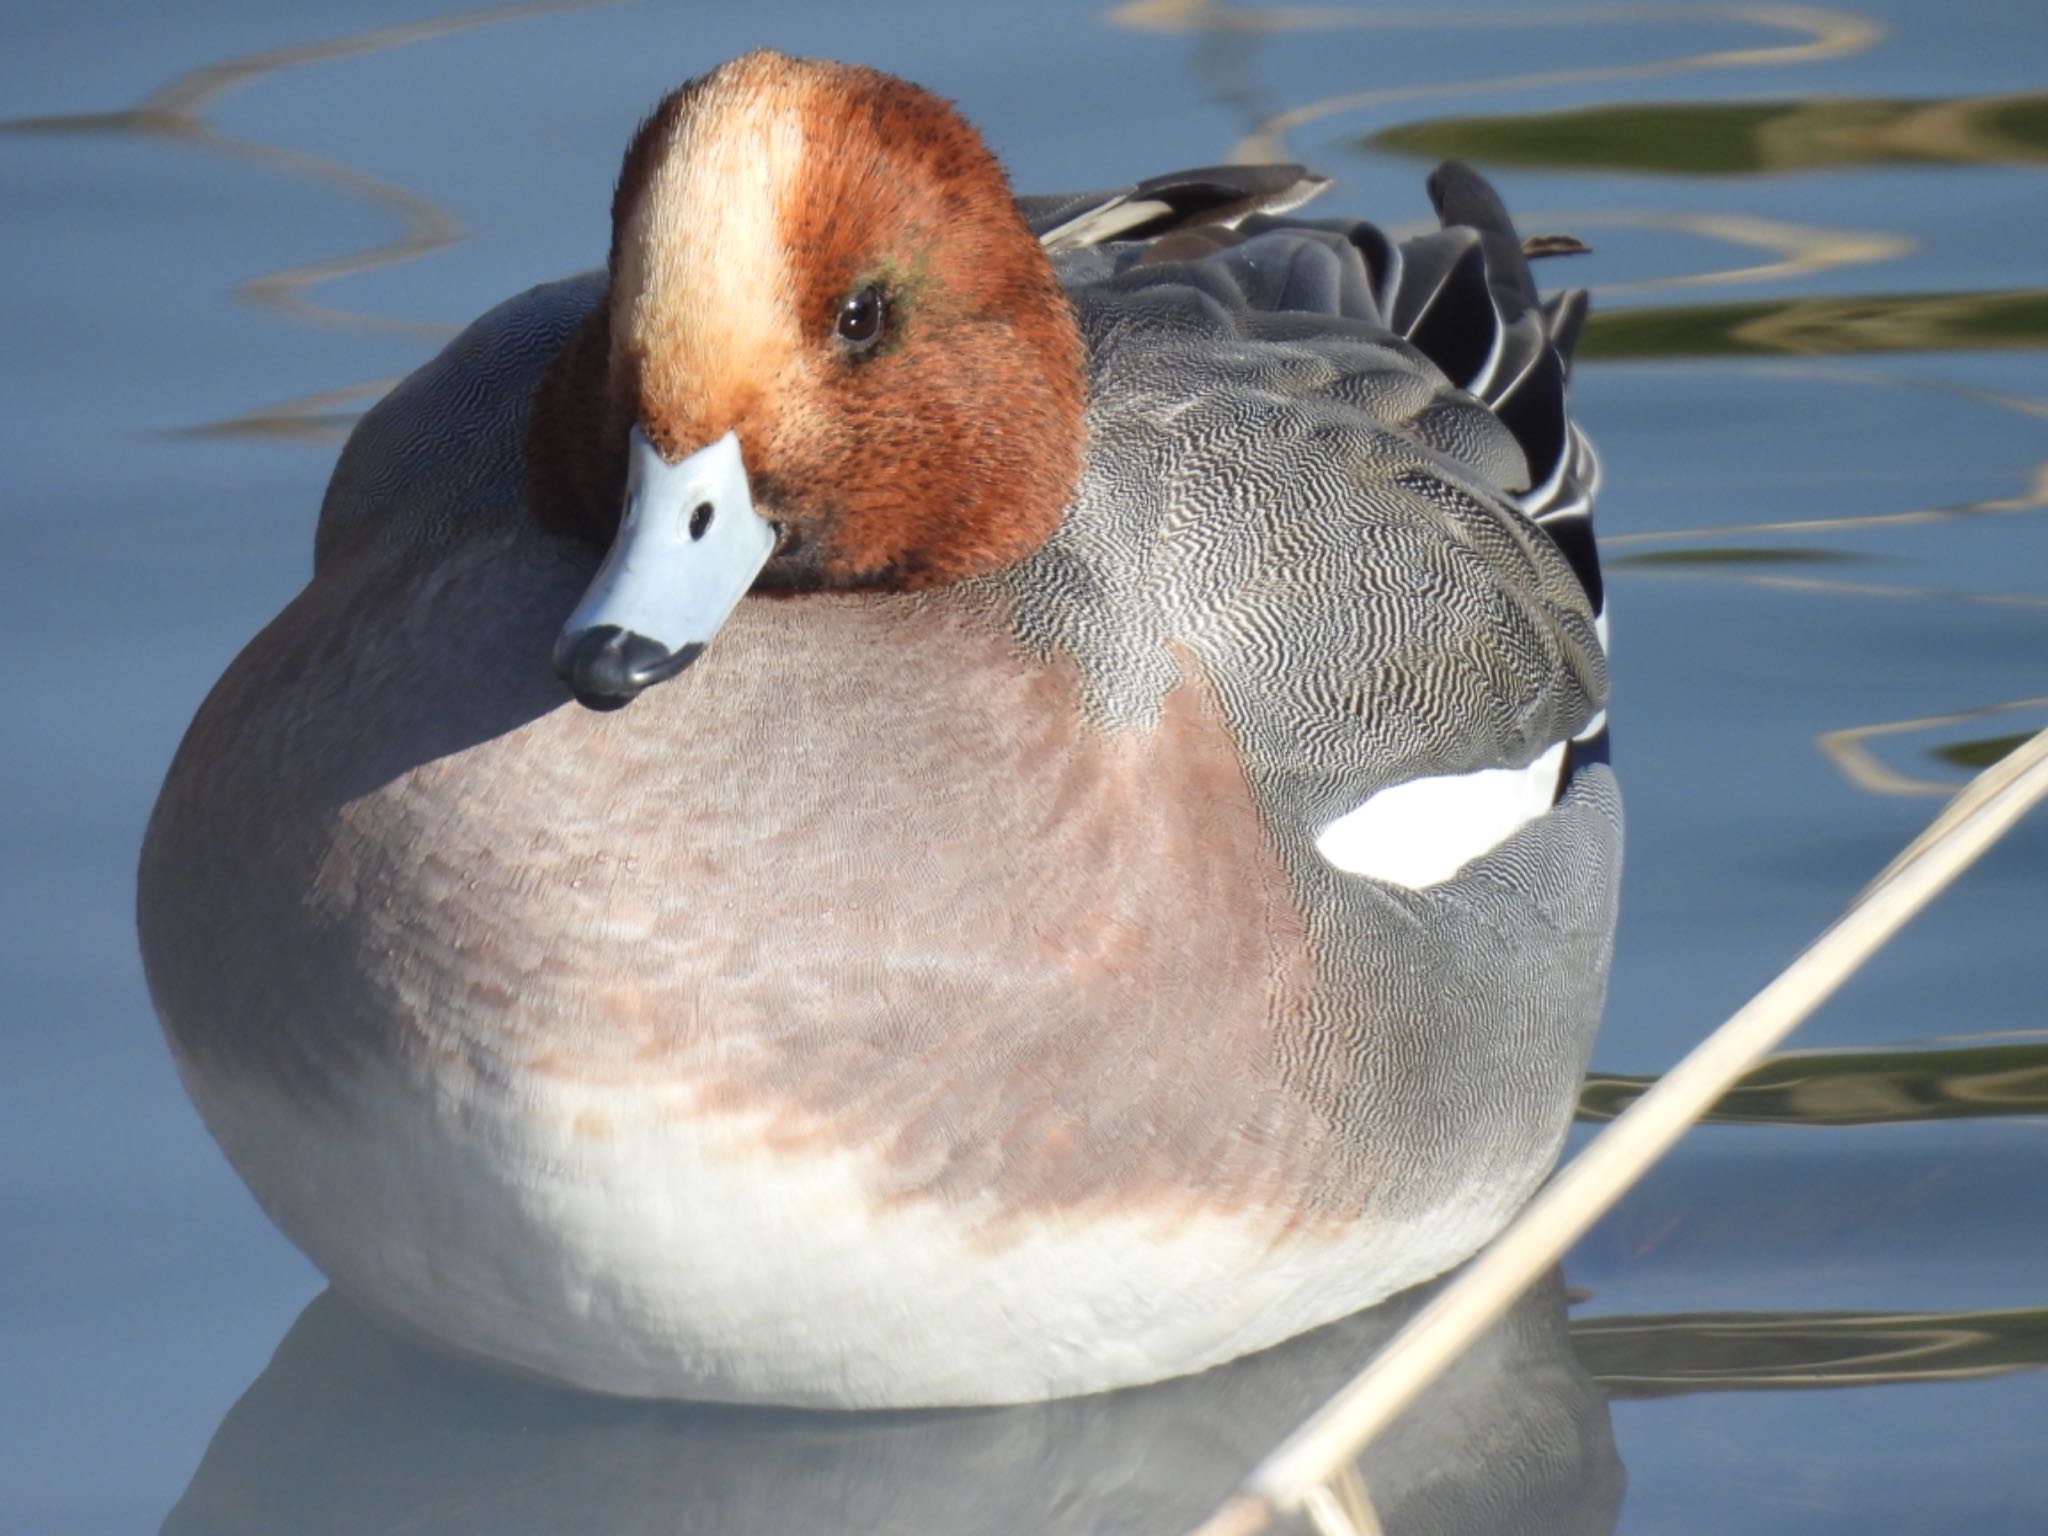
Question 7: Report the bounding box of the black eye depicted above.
[835,285,887,350]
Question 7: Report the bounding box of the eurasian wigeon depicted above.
[139,51,1618,1407]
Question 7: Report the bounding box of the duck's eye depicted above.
[835,285,887,351]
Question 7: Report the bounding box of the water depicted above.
[3,0,2045,1530]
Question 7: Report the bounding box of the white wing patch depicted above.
[1315,740,1568,888]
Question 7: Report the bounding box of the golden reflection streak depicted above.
[1106,2,1885,163]
[1578,210,1908,294]
[1818,695,2048,799]
[165,378,405,444]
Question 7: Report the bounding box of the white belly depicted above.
[176,1050,1527,1406]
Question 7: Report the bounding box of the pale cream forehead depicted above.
[612,71,818,373]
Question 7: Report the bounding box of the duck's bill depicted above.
[553,427,775,711]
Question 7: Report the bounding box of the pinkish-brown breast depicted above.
[141,529,1345,1239]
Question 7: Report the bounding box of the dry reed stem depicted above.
[1188,726,2048,1536]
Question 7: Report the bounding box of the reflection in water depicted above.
[162,1273,1621,1536]
[1382,206,1909,298]
[1934,735,2034,772]
[1370,93,2048,175]
[1608,462,2048,551]
[1577,1306,2048,1395]
[0,0,617,439]
[1819,695,2048,798]
[1594,343,2048,800]
[1600,369,2048,641]
[1106,1,1884,163]
[1582,1039,2048,1126]
[1561,210,1910,297]
[168,380,397,444]
[1605,562,2048,613]
[1582,288,2048,360]
[1609,548,1861,567]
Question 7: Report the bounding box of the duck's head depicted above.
[531,52,1088,710]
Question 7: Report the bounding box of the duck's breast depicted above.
[141,535,1345,1229]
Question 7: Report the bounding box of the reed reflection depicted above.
[1583,1039,2048,1127]
[1577,1304,2048,1396]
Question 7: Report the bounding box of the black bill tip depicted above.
[557,626,704,711]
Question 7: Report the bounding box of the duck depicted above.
[137,50,1619,1409]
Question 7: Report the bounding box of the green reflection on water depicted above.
[1582,289,2048,359]
[1367,94,2048,176]
[1932,733,2032,770]
[1608,547,1862,570]
[1581,1042,2048,1126]
[1574,1307,2048,1396]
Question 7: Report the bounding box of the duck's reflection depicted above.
[164,1268,1621,1535]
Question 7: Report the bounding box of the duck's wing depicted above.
[1039,160,1607,891]
[1040,159,1600,625]
[1023,164,1330,252]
